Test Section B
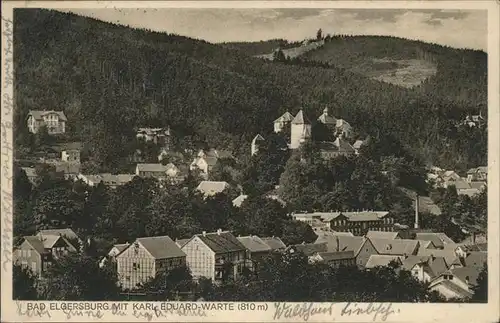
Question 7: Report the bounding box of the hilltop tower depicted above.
[290,110,311,149]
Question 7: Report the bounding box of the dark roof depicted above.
[423,257,448,278]
[38,228,80,242]
[260,237,286,250]
[365,255,402,268]
[449,266,481,286]
[196,231,246,253]
[289,242,328,256]
[316,251,355,261]
[315,235,367,254]
[136,236,186,259]
[370,238,419,256]
[237,236,272,253]
[464,252,487,268]
[366,231,400,240]
[417,249,459,267]
[415,232,455,248]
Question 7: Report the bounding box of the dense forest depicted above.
[14,9,487,173]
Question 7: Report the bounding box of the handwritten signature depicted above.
[273,302,334,321]
[16,301,52,319]
[341,302,398,321]
[132,306,208,322]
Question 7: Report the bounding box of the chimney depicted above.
[202,231,206,236]
[336,235,339,252]
[414,196,420,229]
[217,229,222,235]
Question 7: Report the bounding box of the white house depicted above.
[273,111,294,133]
[27,110,67,134]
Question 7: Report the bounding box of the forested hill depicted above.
[14,9,487,172]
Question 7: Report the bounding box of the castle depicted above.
[251,108,359,158]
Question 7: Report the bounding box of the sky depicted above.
[65,8,487,51]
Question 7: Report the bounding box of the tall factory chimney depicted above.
[414,195,419,229]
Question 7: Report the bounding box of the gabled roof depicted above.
[38,228,80,242]
[232,194,248,207]
[196,181,230,196]
[423,257,448,278]
[366,231,400,240]
[293,211,390,223]
[136,163,168,172]
[22,236,47,255]
[436,280,473,299]
[237,236,272,253]
[464,252,487,268]
[336,119,351,129]
[289,242,328,256]
[274,111,294,123]
[418,240,437,250]
[113,243,130,254]
[21,167,36,178]
[415,232,455,248]
[369,238,419,256]
[448,266,481,286]
[402,255,430,271]
[291,110,310,125]
[315,250,355,262]
[353,140,364,149]
[194,231,246,253]
[317,108,337,125]
[133,236,186,259]
[333,137,355,153]
[28,110,67,121]
[417,248,459,268]
[315,230,354,242]
[260,237,286,250]
[365,255,402,269]
[315,235,367,255]
[251,134,265,144]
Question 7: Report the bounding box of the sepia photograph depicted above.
[2,3,497,314]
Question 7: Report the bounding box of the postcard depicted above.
[1,1,499,322]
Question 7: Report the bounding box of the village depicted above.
[13,107,488,301]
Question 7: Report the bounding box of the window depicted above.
[32,262,36,271]
[132,263,140,270]
[126,276,130,281]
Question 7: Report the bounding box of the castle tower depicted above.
[290,110,311,149]
[251,134,265,156]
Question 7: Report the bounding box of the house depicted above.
[314,235,378,268]
[418,240,437,250]
[14,233,78,277]
[135,163,170,179]
[429,267,481,300]
[37,228,82,247]
[136,127,171,148]
[286,242,328,256]
[181,229,247,282]
[441,171,461,188]
[415,232,455,249]
[369,238,420,257]
[292,211,395,236]
[336,119,353,138]
[196,181,230,197]
[466,166,487,182]
[454,244,487,258]
[366,231,401,240]
[77,173,136,188]
[190,149,221,178]
[116,236,186,290]
[99,243,130,268]
[309,251,356,268]
[463,252,487,268]
[251,134,265,156]
[453,180,486,197]
[317,138,355,160]
[273,111,294,133]
[27,110,67,134]
[352,140,365,155]
[314,230,354,242]
[365,255,403,269]
[21,167,37,185]
[260,236,286,251]
[417,248,461,268]
[402,255,448,283]
[237,235,276,271]
[47,161,81,180]
[232,194,248,207]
